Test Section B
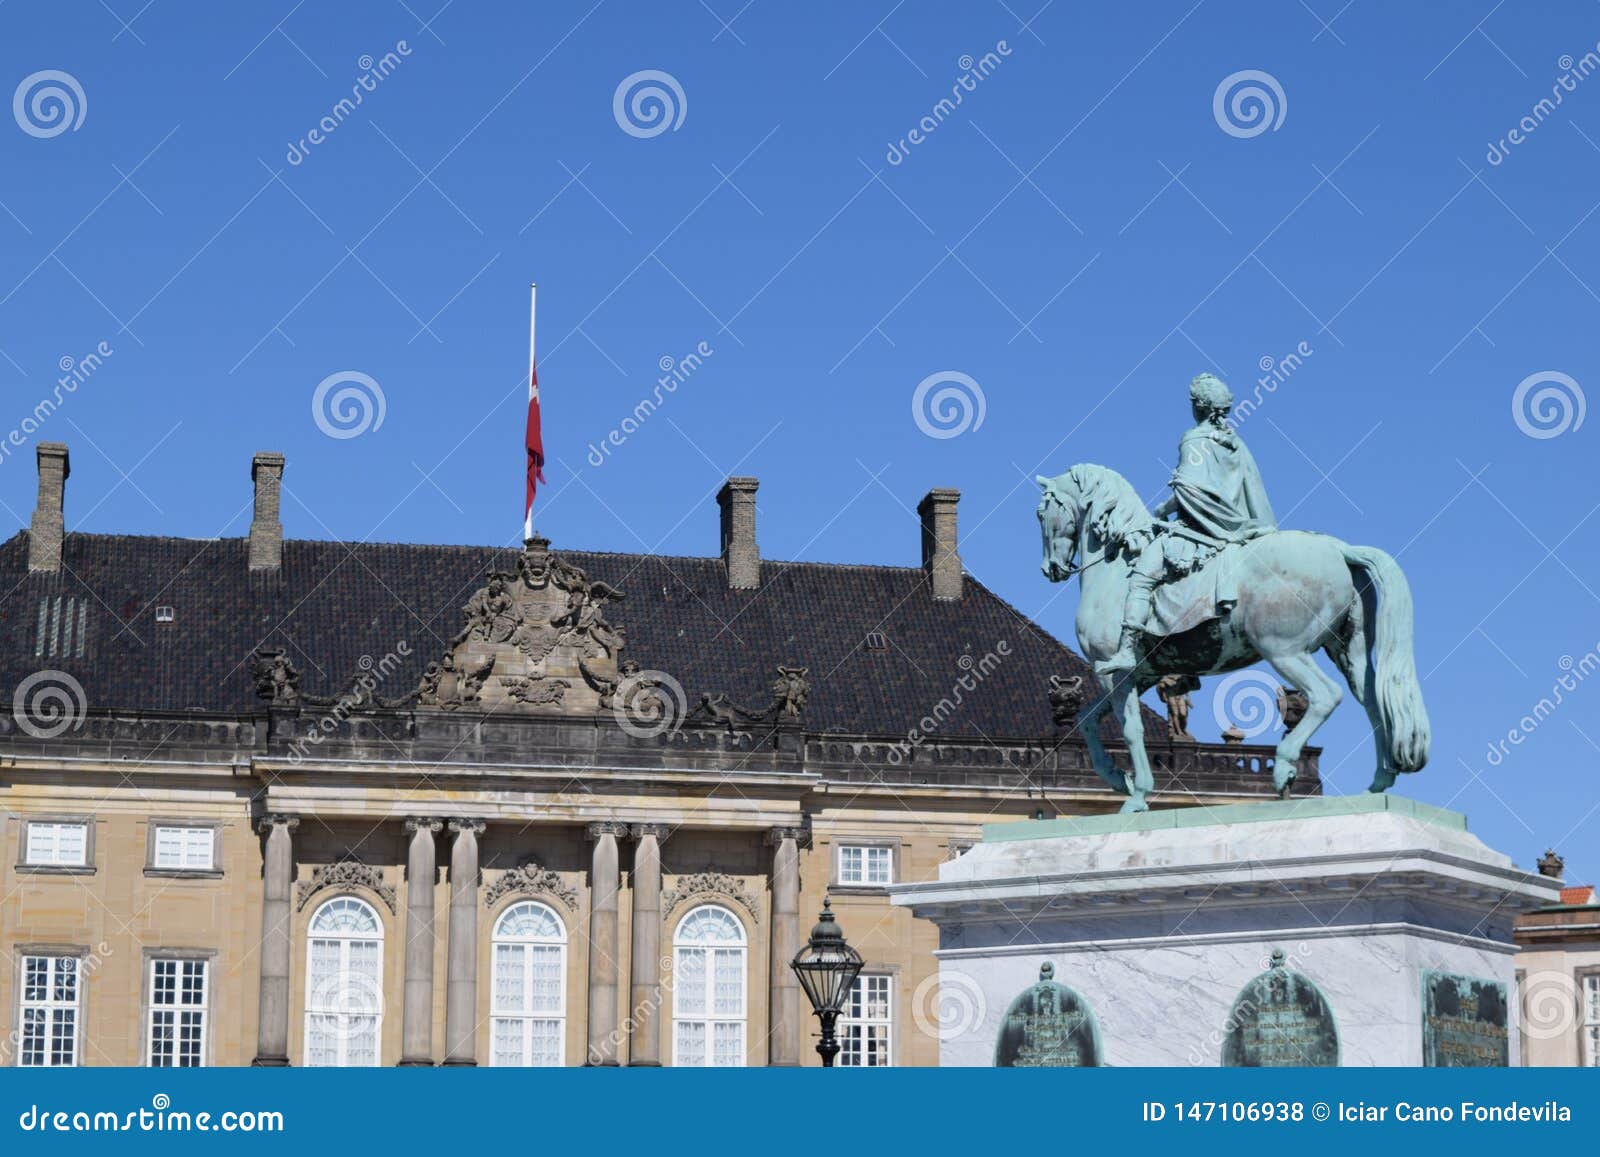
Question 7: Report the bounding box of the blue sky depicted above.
[1,2,1597,878]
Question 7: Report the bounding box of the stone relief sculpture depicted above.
[686,666,813,731]
[252,648,301,705]
[1155,673,1200,740]
[1047,674,1087,728]
[482,861,580,911]
[660,871,761,922]
[296,858,397,914]
[1037,373,1430,811]
[415,537,635,715]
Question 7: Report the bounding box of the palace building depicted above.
[0,442,1305,1068]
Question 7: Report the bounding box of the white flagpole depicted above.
[525,281,537,542]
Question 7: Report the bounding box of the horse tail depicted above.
[1341,544,1431,772]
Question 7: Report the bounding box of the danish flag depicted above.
[524,283,544,540]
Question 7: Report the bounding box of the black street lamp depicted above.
[790,897,864,1067]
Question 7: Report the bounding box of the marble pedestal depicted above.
[889,796,1559,1067]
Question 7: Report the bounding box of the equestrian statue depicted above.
[1036,373,1429,812]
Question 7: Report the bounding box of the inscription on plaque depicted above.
[1421,971,1508,1067]
[994,962,1102,1068]
[1221,949,1339,1067]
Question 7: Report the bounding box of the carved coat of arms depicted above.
[417,538,629,715]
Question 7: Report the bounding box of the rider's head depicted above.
[1189,373,1234,425]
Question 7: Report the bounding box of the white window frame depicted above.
[489,901,568,1067]
[24,821,90,868]
[150,825,215,872]
[839,973,894,1067]
[672,904,747,1067]
[147,957,209,1067]
[1582,972,1600,1068]
[17,954,81,1067]
[837,843,893,886]
[303,896,384,1067]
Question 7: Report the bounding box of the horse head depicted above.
[1036,471,1080,582]
[1037,464,1149,583]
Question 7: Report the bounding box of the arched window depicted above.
[490,901,568,1066]
[304,896,383,1067]
[673,904,746,1066]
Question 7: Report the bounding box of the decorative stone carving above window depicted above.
[483,861,580,911]
[295,859,397,914]
[661,872,761,923]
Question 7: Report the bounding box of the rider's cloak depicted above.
[1168,426,1277,543]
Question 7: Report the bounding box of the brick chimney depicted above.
[249,451,285,572]
[28,442,69,572]
[717,476,760,590]
[918,487,962,600]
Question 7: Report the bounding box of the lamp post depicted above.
[789,897,864,1067]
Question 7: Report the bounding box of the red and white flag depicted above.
[524,282,545,540]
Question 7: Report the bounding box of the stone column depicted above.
[628,824,668,1066]
[400,817,442,1066]
[766,826,808,1067]
[442,819,484,1066]
[585,821,628,1065]
[252,814,299,1066]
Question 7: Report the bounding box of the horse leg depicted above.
[1261,651,1342,799]
[1326,601,1396,793]
[1077,678,1130,795]
[1112,676,1152,813]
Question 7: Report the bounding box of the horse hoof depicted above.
[1119,795,1150,814]
[1276,782,1294,801]
[1368,770,1397,794]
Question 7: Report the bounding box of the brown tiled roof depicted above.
[0,531,1160,742]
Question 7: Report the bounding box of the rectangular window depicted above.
[148,958,208,1067]
[151,826,215,872]
[839,974,893,1067]
[1584,973,1600,1068]
[33,596,88,659]
[838,844,892,886]
[24,821,89,867]
[18,955,80,1067]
